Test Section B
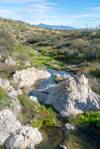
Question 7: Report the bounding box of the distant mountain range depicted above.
[36,23,76,30]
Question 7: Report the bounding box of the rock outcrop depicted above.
[0,109,21,144]
[0,78,13,91]
[0,109,43,149]
[46,74,100,117]
[13,67,51,89]
[32,74,100,117]
[5,56,16,66]
[5,126,43,149]
[64,123,75,130]
[0,77,22,98]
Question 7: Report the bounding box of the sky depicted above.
[0,0,100,28]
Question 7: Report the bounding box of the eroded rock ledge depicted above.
[0,109,42,149]
[0,109,21,144]
[13,67,51,89]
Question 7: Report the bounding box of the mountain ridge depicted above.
[36,23,77,30]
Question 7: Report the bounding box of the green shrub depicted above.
[31,105,58,128]
[0,87,11,108]
[0,87,6,99]
[18,94,58,128]
[18,94,36,122]
[90,69,100,78]
[0,145,4,149]
[71,39,89,50]
[71,111,100,126]
[14,44,54,68]
[0,28,16,58]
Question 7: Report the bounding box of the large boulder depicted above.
[0,109,21,144]
[0,109,43,148]
[46,75,100,116]
[44,74,100,117]
[4,126,43,149]
[13,67,51,89]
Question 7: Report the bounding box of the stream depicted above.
[30,69,100,149]
[36,126,100,149]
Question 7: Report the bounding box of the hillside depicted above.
[0,17,100,93]
[0,17,100,149]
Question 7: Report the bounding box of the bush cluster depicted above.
[18,94,58,128]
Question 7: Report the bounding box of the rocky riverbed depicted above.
[29,68,100,117]
[0,67,100,149]
[29,68,100,149]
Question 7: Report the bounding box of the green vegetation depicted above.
[0,28,16,58]
[70,111,100,126]
[90,69,100,78]
[14,44,54,68]
[0,145,4,149]
[0,18,100,73]
[0,87,12,108]
[18,94,58,128]
[0,18,100,128]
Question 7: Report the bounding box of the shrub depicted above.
[71,111,100,126]
[71,39,89,50]
[0,28,16,58]
[0,145,4,149]
[14,44,54,68]
[18,94,58,128]
[90,69,100,78]
[0,87,11,108]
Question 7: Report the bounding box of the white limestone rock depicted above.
[5,56,16,66]
[29,96,38,103]
[65,123,75,130]
[4,126,43,149]
[59,144,67,149]
[13,67,51,88]
[45,74,100,117]
[0,78,13,91]
[24,60,31,67]
[0,109,21,145]
[0,77,22,99]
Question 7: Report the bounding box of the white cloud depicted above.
[1,0,48,4]
[0,1,100,28]
[0,0,56,21]
[0,9,20,20]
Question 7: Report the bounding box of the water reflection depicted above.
[37,126,100,149]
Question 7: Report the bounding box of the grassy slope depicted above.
[0,18,100,127]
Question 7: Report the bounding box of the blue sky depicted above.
[0,0,100,28]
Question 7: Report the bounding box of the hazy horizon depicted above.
[0,0,100,28]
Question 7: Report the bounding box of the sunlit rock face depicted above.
[45,74,100,117]
[0,78,13,91]
[0,109,43,149]
[0,109,21,145]
[5,56,16,66]
[13,67,51,89]
[4,126,43,149]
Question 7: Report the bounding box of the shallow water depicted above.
[29,68,70,102]
[36,127,63,149]
[37,127,100,149]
